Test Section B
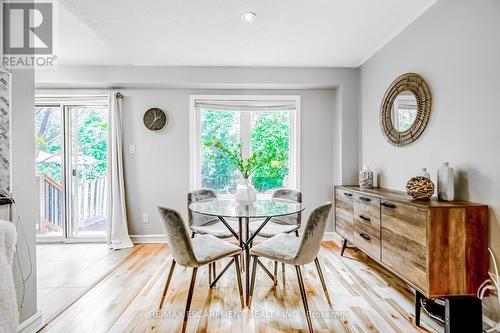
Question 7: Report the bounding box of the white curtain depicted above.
[106,92,133,250]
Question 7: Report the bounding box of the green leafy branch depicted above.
[205,138,266,179]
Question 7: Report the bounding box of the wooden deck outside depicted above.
[37,173,107,234]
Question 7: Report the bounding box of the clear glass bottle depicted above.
[419,168,431,179]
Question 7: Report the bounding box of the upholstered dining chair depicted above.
[188,189,240,239]
[249,189,302,238]
[188,189,241,280]
[157,206,244,333]
[248,202,333,333]
[248,189,302,283]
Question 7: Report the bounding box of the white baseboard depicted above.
[18,311,43,333]
[323,231,343,245]
[323,232,335,240]
[130,234,167,243]
[36,236,106,244]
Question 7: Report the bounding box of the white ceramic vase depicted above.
[235,178,257,205]
[437,162,454,201]
[359,166,373,189]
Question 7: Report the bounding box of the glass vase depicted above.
[235,177,257,205]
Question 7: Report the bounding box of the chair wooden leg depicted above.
[234,255,245,308]
[314,257,332,307]
[181,267,198,333]
[340,238,348,256]
[159,259,176,309]
[295,265,313,333]
[248,255,259,307]
[282,263,286,285]
[273,261,278,285]
[208,263,212,285]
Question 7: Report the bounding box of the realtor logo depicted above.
[3,2,53,55]
[1,2,56,68]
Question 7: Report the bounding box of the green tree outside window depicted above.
[200,108,290,194]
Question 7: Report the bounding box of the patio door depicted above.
[35,105,64,238]
[67,105,108,238]
[35,98,109,241]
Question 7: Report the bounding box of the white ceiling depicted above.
[55,0,436,67]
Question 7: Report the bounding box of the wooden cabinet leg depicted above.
[415,290,423,327]
[340,238,348,256]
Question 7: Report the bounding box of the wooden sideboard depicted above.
[334,185,488,326]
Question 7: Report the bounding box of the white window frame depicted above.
[189,95,301,198]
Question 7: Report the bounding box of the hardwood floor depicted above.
[39,242,441,333]
[37,243,133,324]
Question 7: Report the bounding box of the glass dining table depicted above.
[188,198,304,305]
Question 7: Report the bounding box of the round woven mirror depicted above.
[380,73,432,146]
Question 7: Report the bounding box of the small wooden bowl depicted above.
[406,176,435,200]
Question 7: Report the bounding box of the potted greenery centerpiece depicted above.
[205,139,266,205]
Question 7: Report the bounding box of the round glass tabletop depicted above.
[188,198,304,219]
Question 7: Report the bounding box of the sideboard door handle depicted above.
[359,215,371,222]
[343,192,353,197]
[359,233,371,241]
[359,196,371,202]
[381,202,396,208]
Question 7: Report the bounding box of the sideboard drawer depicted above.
[353,193,381,260]
[354,193,380,220]
[381,200,428,292]
[335,189,354,240]
[353,223,380,260]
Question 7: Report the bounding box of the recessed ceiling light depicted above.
[241,12,256,23]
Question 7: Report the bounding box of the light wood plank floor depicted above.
[39,242,441,333]
[37,243,133,324]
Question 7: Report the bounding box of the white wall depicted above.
[1,2,39,324]
[360,0,500,261]
[11,69,38,323]
[36,66,359,236]
[121,88,336,235]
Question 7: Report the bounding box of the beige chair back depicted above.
[294,202,332,265]
[272,189,302,226]
[158,206,198,267]
[187,189,218,227]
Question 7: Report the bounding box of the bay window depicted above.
[190,95,300,196]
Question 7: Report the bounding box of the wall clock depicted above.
[143,108,168,132]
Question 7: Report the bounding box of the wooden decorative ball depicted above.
[406,176,435,200]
